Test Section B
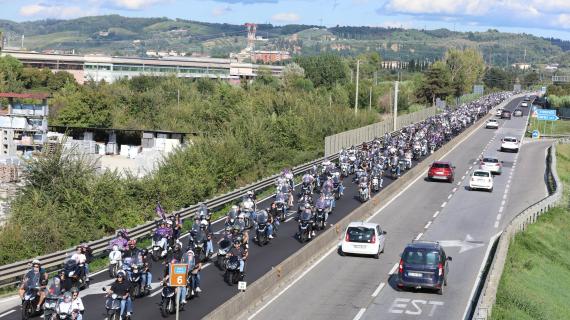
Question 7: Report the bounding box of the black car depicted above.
[397,241,452,295]
[501,110,512,119]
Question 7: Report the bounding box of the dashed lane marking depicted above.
[415,233,424,241]
[441,202,447,208]
[494,221,499,228]
[424,221,432,229]
[433,211,440,218]
[389,263,399,275]
[372,283,386,297]
[353,308,367,320]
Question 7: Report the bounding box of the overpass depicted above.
[0,49,284,84]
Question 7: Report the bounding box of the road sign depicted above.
[541,86,547,94]
[169,263,188,287]
[537,115,559,121]
[238,281,247,291]
[532,130,540,139]
[536,109,556,116]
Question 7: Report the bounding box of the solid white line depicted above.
[0,310,16,318]
[494,221,499,228]
[388,263,399,275]
[424,221,432,229]
[497,214,502,220]
[353,308,367,320]
[448,194,452,200]
[452,187,457,193]
[441,202,447,208]
[499,206,504,213]
[415,233,424,241]
[371,282,386,297]
[433,211,440,218]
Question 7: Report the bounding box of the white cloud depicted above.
[379,20,413,29]
[107,0,170,10]
[212,5,232,17]
[271,12,300,23]
[19,3,88,18]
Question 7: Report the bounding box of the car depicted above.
[469,170,494,192]
[495,108,503,116]
[340,222,387,259]
[479,156,502,174]
[521,101,529,107]
[501,136,520,153]
[501,110,512,119]
[485,119,499,129]
[513,109,523,117]
[523,95,531,101]
[427,161,455,183]
[397,241,452,295]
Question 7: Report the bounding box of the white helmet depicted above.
[112,245,119,251]
[200,220,208,227]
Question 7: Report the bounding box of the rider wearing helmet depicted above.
[200,219,214,258]
[70,287,85,320]
[19,259,48,311]
[107,271,132,319]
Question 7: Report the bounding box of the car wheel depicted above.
[338,247,345,256]
[373,249,380,259]
[489,187,493,193]
[381,244,385,253]
[500,147,504,152]
[448,177,454,183]
[438,286,444,295]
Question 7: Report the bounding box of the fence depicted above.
[472,143,564,320]
[324,106,436,156]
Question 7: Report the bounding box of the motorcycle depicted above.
[300,181,312,196]
[63,259,88,290]
[43,295,60,320]
[150,234,169,262]
[297,210,313,243]
[159,285,177,317]
[188,233,208,263]
[340,162,349,177]
[21,287,40,320]
[216,239,232,271]
[275,193,288,222]
[108,253,123,279]
[185,270,200,300]
[314,206,326,231]
[372,174,380,192]
[255,212,270,246]
[333,182,341,200]
[359,182,370,203]
[129,264,149,299]
[224,256,241,286]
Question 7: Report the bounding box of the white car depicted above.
[486,119,499,129]
[480,156,502,174]
[501,137,520,153]
[469,170,494,192]
[521,101,529,107]
[495,108,503,116]
[340,222,386,259]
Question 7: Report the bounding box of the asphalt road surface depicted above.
[249,98,551,320]
[0,97,528,320]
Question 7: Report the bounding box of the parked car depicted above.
[501,137,520,153]
[397,241,452,295]
[340,222,387,259]
[469,170,494,192]
[427,161,455,183]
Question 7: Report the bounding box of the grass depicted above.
[527,118,570,136]
[491,144,570,320]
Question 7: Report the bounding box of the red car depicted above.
[427,161,455,183]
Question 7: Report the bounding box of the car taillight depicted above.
[438,263,443,276]
[370,234,376,244]
[345,233,350,242]
[399,259,404,274]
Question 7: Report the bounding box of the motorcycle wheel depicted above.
[160,299,170,318]
[335,193,340,200]
[108,264,115,278]
[300,231,307,243]
[21,301,34,320]
[132,284,141,300]
[109,310,121,320]
[152,250,160,262]
[225,271,234,286]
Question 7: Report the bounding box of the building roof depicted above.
[0,92,50,99]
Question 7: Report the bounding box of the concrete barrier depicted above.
[205,95,522,320]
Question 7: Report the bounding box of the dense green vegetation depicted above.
[491,145,570,320]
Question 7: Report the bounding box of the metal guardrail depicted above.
[472,143,564,320]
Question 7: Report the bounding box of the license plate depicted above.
[407,272,422,278]
[354,245,366,249]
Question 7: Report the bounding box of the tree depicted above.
[523,72,540,88]
[295,54,349,87]
[0,55,24,92]
[417,61,453,105]
[445,48,485,97]
[483,67,511,90]
[47,71,77,91]
[282,63,305,89]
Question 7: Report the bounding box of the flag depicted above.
[155,202,166,220]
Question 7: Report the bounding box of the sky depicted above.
[2,0,570,40]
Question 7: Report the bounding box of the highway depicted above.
[249,98,551,320]
[0,96,525,320]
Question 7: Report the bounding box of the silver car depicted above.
[479,156,502,174]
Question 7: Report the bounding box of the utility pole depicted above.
[394,81,399,131]
[369,87,372,111]
[177,89,180,110]
[354,60,360,115]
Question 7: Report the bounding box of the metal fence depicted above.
[472,143,564,320]
[324,107,436,156]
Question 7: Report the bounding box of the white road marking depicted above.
[502,194,507,200]
[457,182,461,186]
[0,310,16,318]
[441,202,447,208]
[285,216,295,223]
[501,200,506,206]
[433,211,440,218]
[371,282,386,297]
[415,233,424,241]
[424,221,432,229]
[465,170,470,175]
[473,161,477,165]
[353,308,367,320]
[452,187,457,193]
[461,175,465,180]
[150,287,163,297]
[447,194,452,200]
[389,263,399,275]
[497,214,502,220]
[469,166,473,170]
[499,206,504,213]
[494,221,499,228]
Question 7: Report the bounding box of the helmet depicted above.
[166,220,173,226]
[232,225,241,233]
[238,213,245,219]
[225,226,232,233]
[128,240,136,247]
[116,270,126,279]
[174,243,181,251]
[112,245,119,251]
[63,292,72,303]
[247,190,254,197]
[305,203,311,209]
[231,205,239,211]
[70,287,79,295]
[32,259,41,267]
[200,220,208,228]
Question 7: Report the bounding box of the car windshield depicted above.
[473,171,490,177]
[432,163,450,169]
[346,226,375,243]
[482,158,498,163]
[504,138,517,142]
[403,249,440,266]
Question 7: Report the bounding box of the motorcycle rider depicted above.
[162,258,186,308]
[197,202,212,233]
[19,259,48,311]
[181,248,202,302]
[71,246,89,284]
[300,203,316,238]
[107,271,133,319]
[109,229,130,251]
[155,221,173,253]
[315,194,329,222]
[70,288,85,320]
[123,240,152,291]
[225,205,240,228]
[228,240,248,280]
[404,148,413,169]
[197,220,214,259]
[301,172,315,194]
